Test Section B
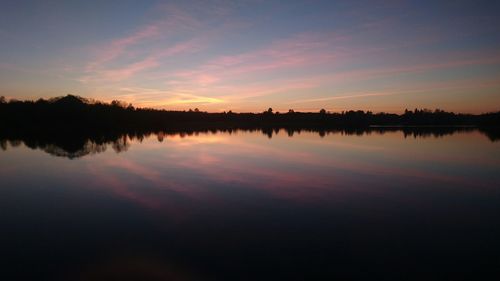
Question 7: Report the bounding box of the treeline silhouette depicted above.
[1,94,499,158]
[1,95,499,133]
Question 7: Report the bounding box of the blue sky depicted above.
[1,0,499,113]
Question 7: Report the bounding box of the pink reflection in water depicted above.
[67,130,500,221]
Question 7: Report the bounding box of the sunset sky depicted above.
[1,0,499,113]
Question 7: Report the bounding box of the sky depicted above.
[0,0,499,113]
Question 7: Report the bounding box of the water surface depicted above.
[1,129,499,280]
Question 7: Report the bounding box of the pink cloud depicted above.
[172,32,345,84]
[84,39,203,82]
[71,3,500,113]
[358,54,500,78]
[169,26,479,89]
[289,76,500,106]
[86,23,160,72]
[100,57,159,81]
[167,29,494,98]
[81,4,206,83]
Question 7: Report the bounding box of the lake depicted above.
[1,128,499,280]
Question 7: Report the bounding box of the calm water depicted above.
[1,129,499,280]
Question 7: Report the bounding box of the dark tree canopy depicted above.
[0,95,499,133]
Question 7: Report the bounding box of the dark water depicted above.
[1,129,499,280]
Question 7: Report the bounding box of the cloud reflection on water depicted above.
[17,129,488,220]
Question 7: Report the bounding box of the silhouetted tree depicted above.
[157,132,165,142]
[1,94,498,140]
[111,100,127,108]
[112,136,129,153]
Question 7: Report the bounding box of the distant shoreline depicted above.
[2,95,499,158]
[1,95,499,131]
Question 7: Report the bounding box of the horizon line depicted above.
[1,94,499,115]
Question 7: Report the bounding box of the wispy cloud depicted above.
[80,3,207,83]
[289,76,500,105]
[173,32,346,84]
[85,23,161,72]
[82,39,203,83]
[60,1,500,113]
[115,87,224,108]
[99,57,159,81]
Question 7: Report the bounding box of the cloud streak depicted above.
[26,1,497,113]
[85,23,161,72]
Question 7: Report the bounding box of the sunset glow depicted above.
[1,1,499,113]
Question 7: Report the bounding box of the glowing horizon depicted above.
[1,1,499,114]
